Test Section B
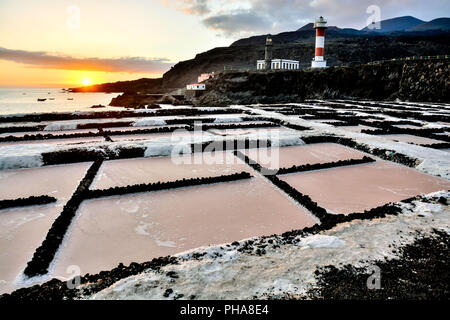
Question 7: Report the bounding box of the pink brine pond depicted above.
[279,160,450,215]
[0,163,91,294]
[244,143,366,170]
[381,134,444,146]
[52,174,316,278]
[91,151,250,189]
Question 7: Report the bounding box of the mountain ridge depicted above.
[408,18,450,32]
[362,15,425,33]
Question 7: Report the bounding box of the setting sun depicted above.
[82,79,91,86]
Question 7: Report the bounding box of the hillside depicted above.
[69,78,163,93]
[409,18,450,32]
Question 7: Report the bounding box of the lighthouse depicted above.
[311,16,327,68]
[264,36,273,70]
[256,34,300,70]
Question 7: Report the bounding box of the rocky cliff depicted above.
[194,60,449,106]
[162,31,450,89]
[398,61,449,101]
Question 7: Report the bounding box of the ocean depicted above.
[0,88,123,115]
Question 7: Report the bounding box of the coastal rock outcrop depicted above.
[194,60,449,107]
[398,61,449,101]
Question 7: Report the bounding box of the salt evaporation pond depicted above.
[244,143,366,170]
[0,136,106,147]
[208,127,292,137]
[0,162,91,200]
[0,163,91,294]
[340,125,377,132]
[105,125,182,133]
[0,205,62,294]
[392,124,423,129]
[41,117,146,129]
[280,160,450,215]
[91,151,250,189]
[109,130,213,142]
[52,174,316,277]
[381,134,445,145]
[314,119,346,124]
[0,129,98,138]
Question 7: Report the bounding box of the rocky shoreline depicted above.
[194,60,449,107]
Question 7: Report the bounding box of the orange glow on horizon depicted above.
[0,61,162,88]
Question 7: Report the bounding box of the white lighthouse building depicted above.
[311,16,328,68]
[256,59,300,70]
[256,36,300,70]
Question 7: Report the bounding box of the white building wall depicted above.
[186,84,206,90]
[257,59,299,70]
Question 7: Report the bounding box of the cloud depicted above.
[184,0,210,15]
[163,0,211,16]
[165,0,450,37]
[0,47,174,73]
[203,11,272,36]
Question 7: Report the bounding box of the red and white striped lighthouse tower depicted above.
[311,16,328,68]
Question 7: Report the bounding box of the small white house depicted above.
[257,59,300,70]
[186,83,206,91]
[198,72,215,83]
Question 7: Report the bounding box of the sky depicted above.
[0,0,448,87]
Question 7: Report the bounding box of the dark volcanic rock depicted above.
[305,229,450,300]
[195,60,449,106]
[398,61,449,102]
[110,93,188,108]
[157,94,186,105]
[109,93,164,108]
